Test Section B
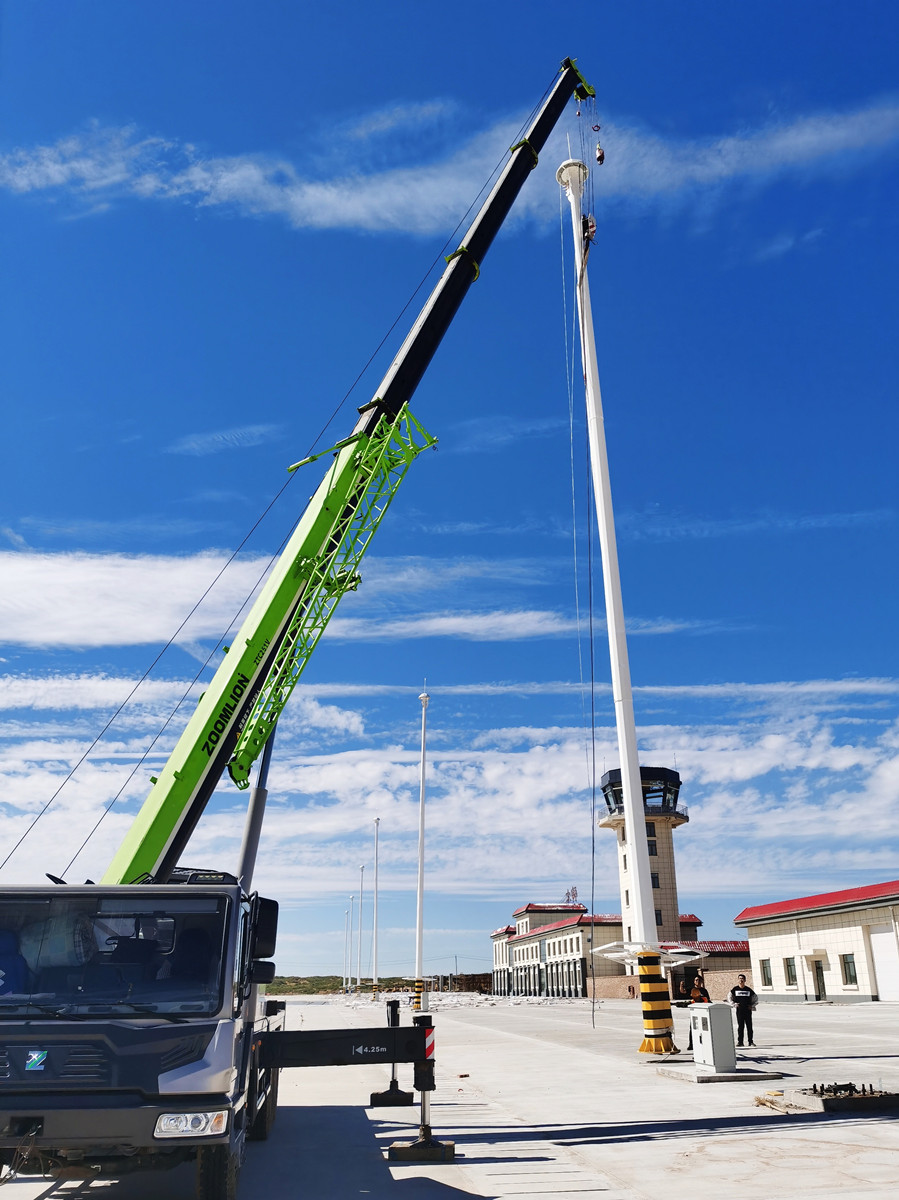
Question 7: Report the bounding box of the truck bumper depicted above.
[0,1092,233,1167]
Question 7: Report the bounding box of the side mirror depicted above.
[252,897,278,960]
[250,960,276,986]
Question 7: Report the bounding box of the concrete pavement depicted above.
[2,994,898,1198]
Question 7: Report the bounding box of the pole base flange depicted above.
[388,1137,455,1162]
[370,1083,415,1107]
[639,1036,679,1055]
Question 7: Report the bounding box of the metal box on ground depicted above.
[691,1003,736,1072]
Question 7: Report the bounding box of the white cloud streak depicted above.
[2,98,897,234]
[0,551,723,648]
[166,425,282,456]
[618,508,896,542]
[0,551,270,648]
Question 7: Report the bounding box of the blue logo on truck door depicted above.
[25,1050,48,1071]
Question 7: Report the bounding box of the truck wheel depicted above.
[196,1144,240,1200]
[248,1068,279,1141]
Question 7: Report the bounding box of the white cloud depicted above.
[344,101,456,141]
[2,98,897,234]
[617,508,895,542]
[0,551,271,648]
[166,425,282,456]
[328,609,723,641]
[0,550,726,648]
[0,668,897,937]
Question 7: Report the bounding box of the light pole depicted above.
[348,895,354,996]
[343,908,349,993]
[414,691,429,1012]
[558,158,691,1053]
[356,863,365,993]
[372,818,380,999]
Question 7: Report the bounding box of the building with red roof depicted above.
[491,901,751,997]
[733,879,899,1003]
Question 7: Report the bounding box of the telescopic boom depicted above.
[102,58,594,886]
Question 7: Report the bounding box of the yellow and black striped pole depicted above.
[413,978,423,1012]
[637,952,678,1054]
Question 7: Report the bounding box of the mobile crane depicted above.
[0,59,594,1198]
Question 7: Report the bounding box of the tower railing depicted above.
[601,801,689,819]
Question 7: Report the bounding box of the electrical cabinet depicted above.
[691,1002,736,1071]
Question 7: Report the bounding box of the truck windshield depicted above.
[0,895,228,1017]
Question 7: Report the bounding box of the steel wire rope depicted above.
[0,473,296,877]
[58,507,313,878]
[60,72,574,868]
[7,68,574,876]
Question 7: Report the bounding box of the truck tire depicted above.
[248,1068,279,1141]
[196,1143,240,1200]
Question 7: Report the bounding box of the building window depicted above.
[655,909,663,926]
[647,840,658,856]
[625,890,629,906]
[646,822,656,837]
[784,957,797,986]
[760,959,772,987]
[623,854,627,871]
[619,828,626,843]
[841,954,858,986]
[651,873,660,889]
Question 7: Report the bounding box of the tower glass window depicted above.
[651,873,660,889]
[647,840,658,856]
[655,909,663,925]
[646,822,656,837]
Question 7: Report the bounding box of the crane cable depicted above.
[0,477,298,878]
[4,68,575,876]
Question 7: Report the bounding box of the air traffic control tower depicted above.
[598,767,688,944]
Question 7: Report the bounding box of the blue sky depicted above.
[1,3,897,978]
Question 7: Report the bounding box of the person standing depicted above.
[728,973,758,1046]
[686,974,710,1050]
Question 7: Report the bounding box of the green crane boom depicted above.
[101,57,594,886]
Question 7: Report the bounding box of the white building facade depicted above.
[735,879,899,1003]
[491,903,704,997]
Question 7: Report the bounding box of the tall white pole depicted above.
[348,895,354,995]
[343,908,349,992]
[414,691,429,1011]
[356,864,365,992]
[557,159,656,949]
[372,817,380,998]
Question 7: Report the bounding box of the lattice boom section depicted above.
[228,405,435,785]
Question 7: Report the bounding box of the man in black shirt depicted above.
[728,974,758,1046]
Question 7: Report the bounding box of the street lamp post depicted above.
[348,895,354,997]
[414,691,429,1012]
[343,908,349,993]
[357,863,365,993]
[372,818,380,1000]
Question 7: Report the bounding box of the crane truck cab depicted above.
[0,873,282,1198]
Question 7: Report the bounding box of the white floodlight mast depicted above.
[414,691,429,1011]
[343,908,349,993]
[372,817,380,997]
[557,159,657,949]
[357,864,365,992]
